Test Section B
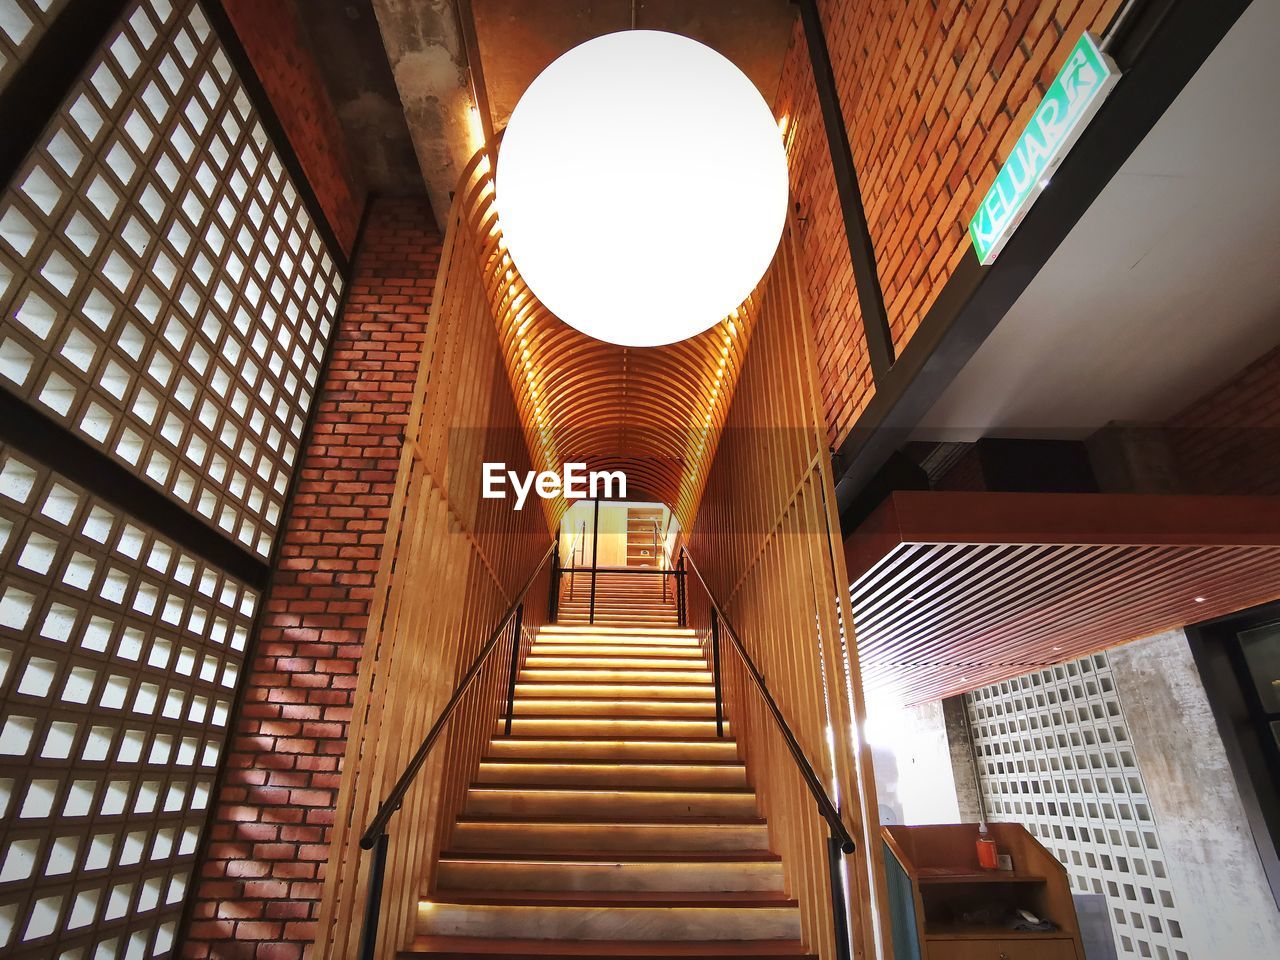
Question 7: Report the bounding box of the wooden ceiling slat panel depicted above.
[847,492,1280,706]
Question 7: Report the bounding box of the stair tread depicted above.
[404,936,816,957]
[481,759,744,768]
[456,815,767,826]
[492,736,735,744]
[471,785,754,795]
[426,891,799,908]
[438,851,780,863]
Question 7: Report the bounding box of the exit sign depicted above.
[969,32,1120,265]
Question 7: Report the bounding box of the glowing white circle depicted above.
[496,30,789,348]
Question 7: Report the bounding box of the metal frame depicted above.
[792,0,894,382]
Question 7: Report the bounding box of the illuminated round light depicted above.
[496,31,788,348]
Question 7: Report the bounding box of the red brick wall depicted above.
[776,24,874,446]
[183,199,440,959]
[221,0,365,256]
[776,0,1124,447]
[1168,342,1280,495]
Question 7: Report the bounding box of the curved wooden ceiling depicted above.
[453,150,764,527]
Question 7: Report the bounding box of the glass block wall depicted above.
[0,0,343,561]
[0,443,255,955]
[0,0,348,954]
[966,653,1190,960]
[0,0,73,92]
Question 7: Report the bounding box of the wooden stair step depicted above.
[428,891,796,906]
[520,669,713,683]
[524,656,709,669]
[514,682,717,700]
[485,738,738,763]
[511,698,719,718]
[463,786,758,819]
[450,818,768,853]
[496,718,731,738]
[437,850,780,863]
[416,897,802,941]
[433,856,784,892]
[475,760,747,789]
[402,936,816,958]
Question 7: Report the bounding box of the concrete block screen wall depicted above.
[0,0,351,955]
[962,633,1280,960]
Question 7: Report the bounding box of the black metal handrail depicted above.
[680,548,854,852]
[355,540,555,959]
[680,547,856,960]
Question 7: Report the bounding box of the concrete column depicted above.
[1110,629,1280,957]
[942,695,984,823]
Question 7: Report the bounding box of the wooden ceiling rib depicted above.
[452,150,762,528]
[846,491,1280,707]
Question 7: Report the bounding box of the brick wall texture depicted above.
[1168,342,1280,495]
[182,199,441,958]
[221,0,365,256]
[775,0,1124,446]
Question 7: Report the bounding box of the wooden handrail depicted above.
[682,548,856,854]
[359,541,555,849]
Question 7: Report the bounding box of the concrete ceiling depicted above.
[472,0,795,128]
[916,0,1280,441]
[296,0,424,199]
[370,0,795,228]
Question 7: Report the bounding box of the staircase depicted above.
[557,570,679,628]
[407,596,814,958]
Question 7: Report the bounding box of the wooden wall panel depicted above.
[688,220,890,960]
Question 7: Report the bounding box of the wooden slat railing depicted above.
[686,217,891,960]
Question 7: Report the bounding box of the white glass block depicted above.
[45,835,79,876]
[117,626,145,660]
[59,665,96,704]
[139,880,162,916]
[23,893,63,940]
[39,602,78,643]
[39,482,80,525]
[20,165,61,217]
[0,336,35,386]
[0,713,37,754]
[82,725,113,761]
[100,780,129,816]
[0,838,39,883]
[66,888,98,929]
[132,780,158,814]
[85,833,113,870]
[116,728,144,763]
[102,880,132,920]
[16,532,58,575]
[40,720,77,759]
[20,778,57,818]
[0,204,37,257]
[118,830,146,866]
[37,370,77,416]
[14,289,56,339]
